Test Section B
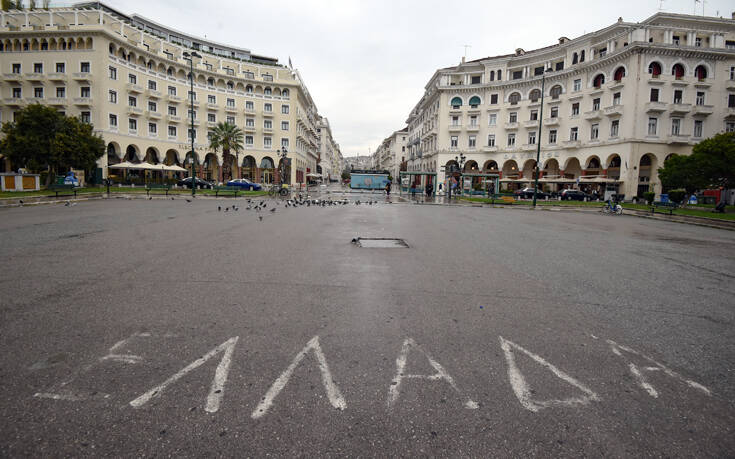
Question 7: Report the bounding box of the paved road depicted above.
[1,194,734,456]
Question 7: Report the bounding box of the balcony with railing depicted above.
[604,105,624,117]
[126,83,143,93]
[47,72,67,81]
[645,101,667,113]
[72,72,92,81]
[692,105,713,116]
[670,104,692,115]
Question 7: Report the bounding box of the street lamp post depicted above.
[454,153,466,199]
[533,68,552,207]
[183,51,201,197]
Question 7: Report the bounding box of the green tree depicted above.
[0,104,105,185]
[208,122,243,181]
[658,132,735,202]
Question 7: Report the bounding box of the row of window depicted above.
[9,62,90,74]
[116,91,290,112]
[110,116,290,147]
[445,91,733,128]
[449,65,735,109]
[448,117,711,150]
[8,86,90,99]
[110,45,277,85]
[109,66,290,97]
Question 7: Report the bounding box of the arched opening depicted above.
[282,88,290,98]
[637,153,658,198]
[543,158,560,176]
[468,96,481,107]
[549,85,562,99]
[144,147,159,164]
[165,149,181,166]
[694,65,707,80]
[563,157,582,180]
[606,154,621,180]
[613,66,625,82]
[502,160,519,191]
[260,156,275,184]
[450,96,462,108]
[106,142,121,165]
[124,145,140,163]
[203,153,219,182]
[648,61,662,77]
[593,73,605,88]
[521,159,536,182]
[672,63,685,79]
[508,92,521,105]
[483,160,499,172]
[529,89,541,102]
[242,155,256,181]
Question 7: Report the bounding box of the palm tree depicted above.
[208,122,244,181]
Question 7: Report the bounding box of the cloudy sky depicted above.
[110,0,733,156]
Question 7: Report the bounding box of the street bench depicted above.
[214,186,240,197]
[145,184,171,196]
[48,184,77,198]
[499,196,515,205]
[652,201,679,215]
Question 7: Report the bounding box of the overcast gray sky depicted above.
[111,0,734,156]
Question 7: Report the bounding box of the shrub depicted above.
[643,191,655,204]
[667,189,686,204]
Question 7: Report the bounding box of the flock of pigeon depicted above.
[212,197,382,222]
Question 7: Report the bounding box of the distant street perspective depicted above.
[1,0,735,456]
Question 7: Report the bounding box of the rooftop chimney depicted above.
[461,56,466,64]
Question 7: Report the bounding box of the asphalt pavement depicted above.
[0,189,734,456]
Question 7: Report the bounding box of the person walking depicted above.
[426,182,433,197]
[385,180,392,196]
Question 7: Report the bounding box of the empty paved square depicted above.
[1,196,734,456]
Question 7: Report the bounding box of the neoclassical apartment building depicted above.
[373,128,407,180]
[316,116,344,182]
[405,12,735,198]
[0,2,331,185]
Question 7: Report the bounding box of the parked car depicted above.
[560,189,591,201]
[177,177,214,189]
[514,187,549,199]
[226,178,262,191]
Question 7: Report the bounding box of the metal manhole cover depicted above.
[352,238,409,248]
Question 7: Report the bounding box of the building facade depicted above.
[373,128,407,180]
[316,116,343,182]
[404,12,735,199]
[0,2,333,185]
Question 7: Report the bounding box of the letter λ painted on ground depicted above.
[251,336,346,419]
[129,336,239,413]
[387,338,479,410]
[499,336,600,413]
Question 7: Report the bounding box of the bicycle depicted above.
[602,199,623,215]
[268,183,289,198]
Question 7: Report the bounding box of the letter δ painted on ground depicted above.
[606,339,711,398]
[251,336,346,419]
[129,336,239,413]
[499,336,600,413]
[387,338,479,410]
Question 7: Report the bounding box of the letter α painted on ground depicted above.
[387,338,479,410]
